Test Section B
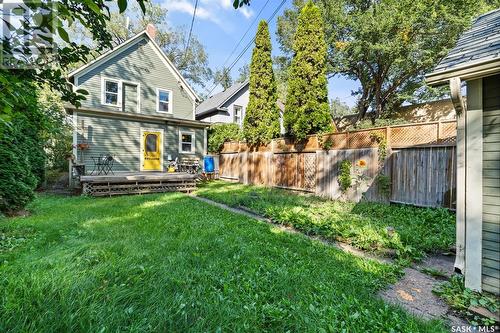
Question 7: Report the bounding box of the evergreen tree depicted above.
[284,1,331,141]
[243,21,280,145]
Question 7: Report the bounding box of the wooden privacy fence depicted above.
[216,120,457,208]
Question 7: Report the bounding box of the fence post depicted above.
[437,121,441,144]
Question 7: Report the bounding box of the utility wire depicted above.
[183,0,199,60]
[207,0,287,96]
[219,0,272,70]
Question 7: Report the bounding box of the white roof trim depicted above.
[68,31,200,102]
[219,80,249,108]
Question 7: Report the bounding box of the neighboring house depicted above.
[196,80,286,134]
[66,25,209,176]
[196,80,249,126]
[426,9,500,295]
[334,99,456,131]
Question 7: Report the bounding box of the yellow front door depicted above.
[142,131,162,171]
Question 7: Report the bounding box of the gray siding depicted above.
[75,112,204,173]
[76,37,194,120]
[482,74,500,295]
[198,87,249,125]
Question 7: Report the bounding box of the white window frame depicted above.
[178,130,195,154]
[101,77,122,107]
[156,88,173,114]
[233,104,243,124]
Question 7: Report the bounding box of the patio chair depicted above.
[90,154,115,175]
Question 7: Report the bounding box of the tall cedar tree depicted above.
[284,1,331,141]
[243,21,280,145]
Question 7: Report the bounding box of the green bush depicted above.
[208,123,243,152]
[339,160,352,192]
[0,115,39,213]
[0,84,67,214]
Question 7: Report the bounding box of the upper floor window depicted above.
[234,105,242,124]
[102,78,121,106]
[179,131,195,153]
[157,88,172,113]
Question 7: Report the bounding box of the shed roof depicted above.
[196,80,249,117]
[426,9,500,85]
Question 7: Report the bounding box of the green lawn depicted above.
[196,181,456,261]
[0,193,446,332]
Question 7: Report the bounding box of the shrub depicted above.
[284,1,332,141]
[0,115,39,214]
[243,20,280,145]
[339,160,352,192]
[208,123,243,153]
[0,84,67,214]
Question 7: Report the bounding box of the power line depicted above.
[219,0,272,70]
[183,0,199,60]
[207,0,287,96]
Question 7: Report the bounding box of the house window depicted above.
[157,89,172,113]
[145,134,157,153]
[102,78,120,106]
[234,105,242,124]
[179,131,195,153]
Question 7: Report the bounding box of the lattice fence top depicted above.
[219,120,456,153]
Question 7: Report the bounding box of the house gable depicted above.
[71,32,198,120]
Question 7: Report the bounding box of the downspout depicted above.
[450,77,465,274]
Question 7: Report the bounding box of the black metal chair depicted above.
[90,154,115,175]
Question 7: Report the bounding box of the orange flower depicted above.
[357,160,367,167]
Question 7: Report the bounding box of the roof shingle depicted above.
[431,9,500,74]
[196,80,249,116]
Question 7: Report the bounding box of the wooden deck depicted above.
[80,172,198,197]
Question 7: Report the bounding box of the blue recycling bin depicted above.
[204,155,215,173]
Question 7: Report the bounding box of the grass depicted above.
[0,193,446,332]
[196,181,456,261]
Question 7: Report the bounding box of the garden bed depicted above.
[196,181,456,262]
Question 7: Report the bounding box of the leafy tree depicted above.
[236,64,250,83]
[277,0,492,121]
[213,67,234,90]
[243,21,280,145]
[330,98,352,118]
[284,1,331,141]
[1,1,148,120]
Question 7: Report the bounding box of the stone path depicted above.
[190,195,467,328]
[379,257,467,327]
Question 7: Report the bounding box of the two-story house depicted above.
[66,25,208,175]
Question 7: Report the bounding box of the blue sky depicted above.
[159,0,360,106]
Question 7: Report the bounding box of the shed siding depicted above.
[482,74,500,295]
[76,37,194,120]
[76,113,204,172]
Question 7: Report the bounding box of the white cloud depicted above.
[163,0,222,25]
[239,6,254,19]
[162,0,253,28]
